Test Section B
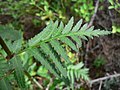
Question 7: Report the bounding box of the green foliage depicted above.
[0,0,95,29]
[108,0,120,9]
[40,42,67,78]
[71,0,94,21]
[27,17,110,89]
[0,78,12,90]
[0,56,8,77]
[28,17,110,47]
[112,25,120,33]
[37,66,51,79]
[108,0,120,13]
[93,56,106,68]
[108,0,120,34]
[0,17,110,89]
[0,0,66,27]
[11,56,26,89]
[67,62,89,89]
[0,24,22,41]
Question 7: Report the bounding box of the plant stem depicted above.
[0,36,13,60]
[88,73,120,87]
[24,70,43,89]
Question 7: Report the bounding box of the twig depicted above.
[98,81,103,90]
[24,70,43,89]
[32,78,43,89]
[89,44,100,53]
[84,41,89,66]
[88,0,100,28]
[46,78,53,90]
[88,73,120,87]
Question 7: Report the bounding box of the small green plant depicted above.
[112,25,120,33]
[71,0,94,21]
[0,17,110,90]
[93,56,106,68]
[0,0,66,25]
[108,0,120,13]
[108,0,120,34]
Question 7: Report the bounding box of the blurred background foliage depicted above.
[0,0,94,29]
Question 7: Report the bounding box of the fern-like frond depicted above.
[71,36,82,47]
[5,39,22,53]
[60,37,78,52]
[27,17,110,87]
[53,21,64,37]
[11,56,26,89]
[40,42,67,78]
[62,17,74,34]
[29,48,61,78]
[28,21,54,46]
[50,40,71,64]
[0,78,12,90]
[0,25,22,41]
[0,56,12,78]
[71,19,83,32]
[28,17,110,49]
[0,58,7,77]
[67,62,89,89]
